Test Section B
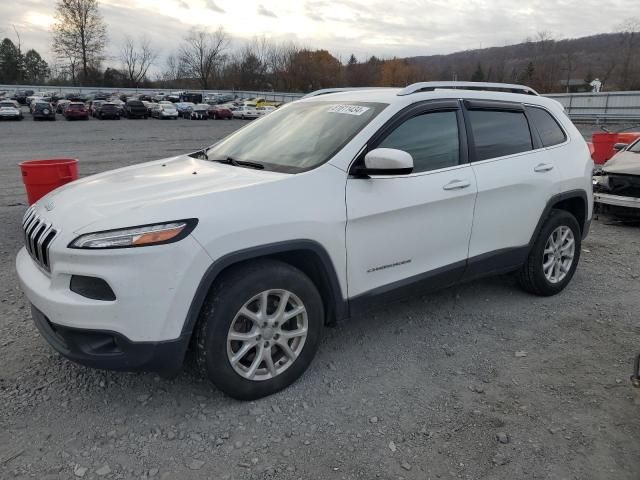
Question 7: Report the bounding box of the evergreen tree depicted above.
[518,61,535,84]
[471,62,485,82]
[23,49,50,84]
[0,38,21,84]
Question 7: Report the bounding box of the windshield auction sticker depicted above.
[327,104,370,116]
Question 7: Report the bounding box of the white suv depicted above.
[17,82,593,400]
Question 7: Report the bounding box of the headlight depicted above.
[593,174,609,188]
[69,219,198,249]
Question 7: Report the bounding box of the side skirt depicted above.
[461,246,529,282]
[348,246,529,317]
[349,260,466,317]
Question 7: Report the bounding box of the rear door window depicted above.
[526,106,567,147]
[467,110,533,161]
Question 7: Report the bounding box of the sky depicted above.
[0,0,636,75]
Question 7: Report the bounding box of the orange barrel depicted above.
[19,159,79,205]
[591,132,618,164]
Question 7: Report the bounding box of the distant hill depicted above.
[402,32,639,93]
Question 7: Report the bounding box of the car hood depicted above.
[603,151,640,175]
[34,155,286,233]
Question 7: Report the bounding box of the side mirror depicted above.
[353,148,414,176]
[613,143,628,151]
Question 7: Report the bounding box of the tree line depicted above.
[1,0,639,93]
[0,33,50,85]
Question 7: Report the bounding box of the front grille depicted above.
[22,206,58,272]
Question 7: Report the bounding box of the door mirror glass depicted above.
[358,148,414,176]
[613,143,628,151]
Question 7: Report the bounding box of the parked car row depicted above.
[1,89,280,122]
[1,101,258,122]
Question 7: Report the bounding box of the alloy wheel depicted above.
[226,289,308,381]
[542,225,575,284]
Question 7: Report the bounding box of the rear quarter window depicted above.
[468,110,533,161]
[526,106,567,147]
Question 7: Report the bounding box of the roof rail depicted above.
[397,82,539,96]
[301,87,390,99]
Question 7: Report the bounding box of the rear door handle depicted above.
[443,179,471,191]
[534,163,554,173]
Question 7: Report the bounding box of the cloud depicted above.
[304,1,325,21]
[257,4,277,18]
[0,0,637,73]
[204,0,224,13]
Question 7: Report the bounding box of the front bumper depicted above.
[16,232,212,342]
[594,192,640,209]
[31,304,187,374]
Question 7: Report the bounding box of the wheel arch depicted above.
[529,190,589,249]
[180,240,348,340]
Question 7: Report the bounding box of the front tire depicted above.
[195,259,323,400]
[518,209,581,296]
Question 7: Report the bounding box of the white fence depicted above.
[0,84,304,104]
[546,91,640,123]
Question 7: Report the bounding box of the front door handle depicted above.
[443,179,471,191]
[534,163,554,173]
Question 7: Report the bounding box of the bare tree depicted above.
[617,18,640,90]
[234,36,272,89]
[179,27,229,89]
[561,51,576,92]
[120,35,157,87]
[160,53,180,84]
[267,41,300,90]
[11,25,23,82]
[598,50,617,91]
[52,0,107,85]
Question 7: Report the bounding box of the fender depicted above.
[180,239,348,339]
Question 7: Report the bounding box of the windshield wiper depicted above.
[210,156,264,170]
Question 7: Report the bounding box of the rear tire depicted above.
[195,259,323,400]
[517,209,581,296]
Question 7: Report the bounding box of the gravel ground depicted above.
[1,116,640,480]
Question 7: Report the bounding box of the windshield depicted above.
[629,139,640,153]
[205,101,386,173]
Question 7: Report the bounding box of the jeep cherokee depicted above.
[16,82,593,400]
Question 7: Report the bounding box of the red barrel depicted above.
[591,132,618,164]
[615,132,640,146]
[19,159,79,205]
